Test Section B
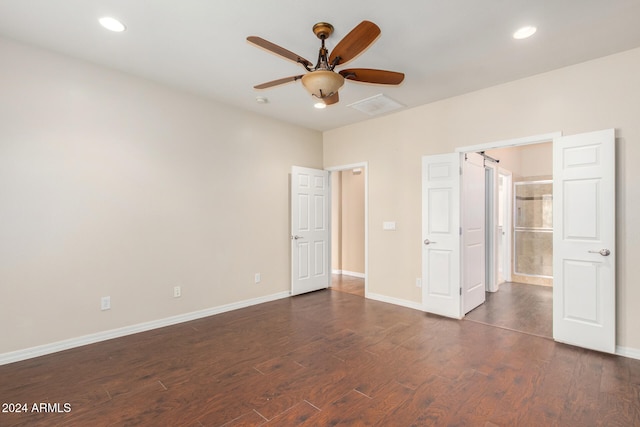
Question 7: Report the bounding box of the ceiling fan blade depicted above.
[329,21,381,66]
[339,68,405,85]
[323,92,339,105]
[254,75,304,90]
[247,36,313,68]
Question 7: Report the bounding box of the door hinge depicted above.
[460,288,462,295]
[459,227,462,235]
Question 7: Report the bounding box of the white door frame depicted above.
[456,132,562,154]
[326,162,369,297]
[484,159,499,292]
[484,162,513,291]
[498,168,513,284]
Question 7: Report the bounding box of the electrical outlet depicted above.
[173,286,181,298]
[101,296,111,311]
[416,278,422,288]
[255,273,261,284]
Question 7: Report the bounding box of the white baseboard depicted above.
[332,270,366,279]
[616,345,640,360]
[0,291,290,366]
[5,290,639,365]
[366,292,424,312]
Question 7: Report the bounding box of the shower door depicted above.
[514,180,553,279]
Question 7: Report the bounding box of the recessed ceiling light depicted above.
[255,96,269,104]
[513,26,537,40]
[99,17,126,32]
[314,101,327,109]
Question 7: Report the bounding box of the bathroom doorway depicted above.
[466,142,553,338]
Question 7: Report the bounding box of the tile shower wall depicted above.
[513,180,553,286]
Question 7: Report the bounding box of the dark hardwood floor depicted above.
[330,274,365,297]
[1,289,639,426]
[465,281,553,338]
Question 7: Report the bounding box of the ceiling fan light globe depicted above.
[301,70,344,99]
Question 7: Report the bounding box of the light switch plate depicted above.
[383,221,397,231]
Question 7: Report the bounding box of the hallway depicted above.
[330,274,364,297]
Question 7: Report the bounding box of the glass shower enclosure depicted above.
[514,180,553,279]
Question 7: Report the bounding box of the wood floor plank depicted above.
[374,374,452,425]
[218,409,267,427]
[261,401,318,426]
[299,388,372,426]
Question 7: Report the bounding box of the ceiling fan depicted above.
[247,21,405,106]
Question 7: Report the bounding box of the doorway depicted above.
[466,142,554,337]
[328,163,367,297]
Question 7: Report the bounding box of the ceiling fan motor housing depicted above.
[312,22,334,39]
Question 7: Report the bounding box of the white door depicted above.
[422,153,462,318]
[553,129,616,353]
[462,152,486,314]
[291,166,330,295]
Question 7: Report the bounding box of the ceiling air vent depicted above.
[347,93,404,116]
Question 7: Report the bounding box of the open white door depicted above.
[422,153,462,318]
[553,129,616,353]
[462,152,486,314]
[291,166,330,295]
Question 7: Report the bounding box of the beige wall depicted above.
[324,47,640,350]
[330,170,365,275]
[486,142,552,180]
[340,170,365,274]
[0,38,323,355]
[331,172,342,270]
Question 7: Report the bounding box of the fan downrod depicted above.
[312,22,334,40]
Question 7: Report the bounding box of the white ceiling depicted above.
[1,1,640,132]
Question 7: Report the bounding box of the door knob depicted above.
[588,249,611,256]
[424,239,437,245]
[292,235,304,240]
